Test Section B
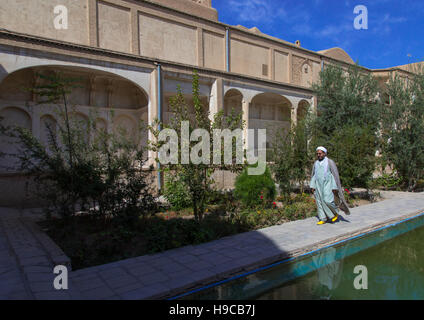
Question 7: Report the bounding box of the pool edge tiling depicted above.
[165,193,424,300]
[1,192,424,300]
[173,211,424,300]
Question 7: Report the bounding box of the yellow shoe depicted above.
[317,220,326,225]
[332,214,339,223]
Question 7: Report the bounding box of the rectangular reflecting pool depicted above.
[174,212,424,300]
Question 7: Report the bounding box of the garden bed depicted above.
[37,190,382,270]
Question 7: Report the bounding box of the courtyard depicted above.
[0,0,423,304]
[1,190,423,300]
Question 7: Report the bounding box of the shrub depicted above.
[162,171,192,210]
[343,189,356,207]
[234,165,276,208]
[371,172,403,190]
[284,201,316,221]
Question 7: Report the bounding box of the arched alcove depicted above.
[297,100,310,122]
[0,65,150,158]
[224,89,243,117]
[0,66,149,110]
[0,107,32,171]
[40,114,57,147]
[0,69,33,102]
[94,117,108,132]
[250,92,292,150]
[113,114,137,143]
[0,106,32,129]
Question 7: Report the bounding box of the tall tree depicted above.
[381,66,424,191]
[310,63,382,189]
[271,117,311,197]
[312,63,381,135]
[149,71,245,222]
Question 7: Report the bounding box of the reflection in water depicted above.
[255,243,351,300]
[311,246,346,299]
[180,216,424,300]
[257,225,424,300]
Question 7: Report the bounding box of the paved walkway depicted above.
[1,191,424,300]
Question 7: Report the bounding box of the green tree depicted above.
[310,63,382,189]
[271,118,311,198]
[149,71,245,221]
[381,65,424,191]
[311,63,381,135]
[324,125,377,188]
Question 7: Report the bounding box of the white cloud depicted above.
[370,13,407,35]
[227,0,282,23]
[226,0,310,26]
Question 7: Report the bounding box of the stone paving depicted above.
[0,191,424,300]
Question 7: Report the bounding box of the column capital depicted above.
[106,79,114,93]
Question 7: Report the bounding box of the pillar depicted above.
[242,98,250,151]
[106,79,114,108]
[209,78,223,122]
[148,68,159,169]
[291,105,297,129]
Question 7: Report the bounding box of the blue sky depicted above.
[212,0,424,69]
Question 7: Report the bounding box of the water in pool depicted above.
[256,224,424,300]
[178,214,424,300]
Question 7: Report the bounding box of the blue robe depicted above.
[310,159,339,221]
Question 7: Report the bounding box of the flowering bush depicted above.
[343,189,355,207]
[234,165,276,208]
[235,199,316,229]
[371,173,403,190]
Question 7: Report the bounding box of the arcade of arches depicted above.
[0,65,312,204]
[0,66,149,170]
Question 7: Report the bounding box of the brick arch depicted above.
[0,65,149,110]
[0,106,32,171]
[223,89,243,117]
[113,114,137,141]
[250,92,292,121]
[0,61,150,99]
[297,99,310,122]
[250,92,292,149]
[40,114,57,147]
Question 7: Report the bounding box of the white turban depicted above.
[316,146,327,154]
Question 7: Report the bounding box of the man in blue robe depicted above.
[310,147,351,225]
